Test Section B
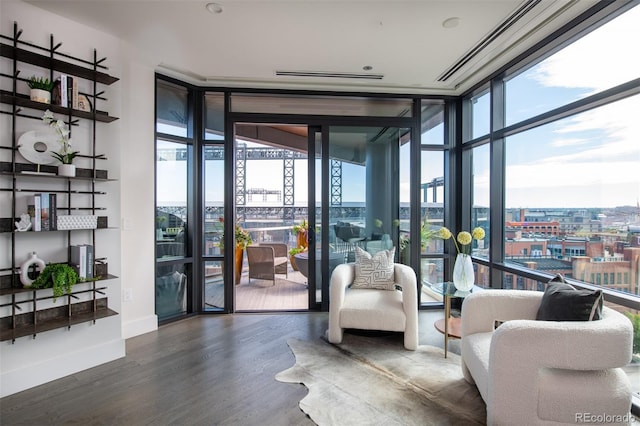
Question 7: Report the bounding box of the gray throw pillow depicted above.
[535,274,603,321]
[351,246,396,290]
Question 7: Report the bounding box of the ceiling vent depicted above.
[275,70,384,80]
[438,0,541,82]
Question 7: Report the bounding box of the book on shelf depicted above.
[71,77,79,110]
[49,193,57,231]
[70,244,94,279]
[56,74,67,107]
[52,78,62,107]
[29,193,56,231]
[33,194,41,231]
[66,75,74,109]
[40,192,49,231]
[86,244,93,278]
[52,74,76,108]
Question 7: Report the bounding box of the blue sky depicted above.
[471,5,640,209]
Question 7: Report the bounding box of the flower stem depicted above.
[452,236,461,254]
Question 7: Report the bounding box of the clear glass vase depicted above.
[453,253,474,291]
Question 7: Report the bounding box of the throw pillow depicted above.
[535,274,603,321]
[351,246,396,290]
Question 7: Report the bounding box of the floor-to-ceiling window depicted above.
[203,92,225,311]
[157,90,428,315]
[460,3,640,403]
[418,100,448,305]
[155,79,194,321]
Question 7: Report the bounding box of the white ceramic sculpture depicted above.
[20,252,46,287]
[15,213,32,232]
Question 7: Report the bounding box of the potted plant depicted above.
[288,247,306,271]
[29,262,79,301]
[42,109,79,176]
[28,75,54,104]
[218,217,253,284]
[292,219,309,249]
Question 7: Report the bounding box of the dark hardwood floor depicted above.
[0,311,449,425]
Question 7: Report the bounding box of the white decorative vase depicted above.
[30,88,51,104]
[20,252,46,287]
[58,164,76,177]
[452,253,474,291]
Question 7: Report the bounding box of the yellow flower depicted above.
[472,227,485,240]
[438,227,452,239]
[457,231,472,246]
[432,225,483,254]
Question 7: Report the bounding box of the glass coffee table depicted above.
[430,282,475,358]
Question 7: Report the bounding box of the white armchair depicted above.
[461,290,634,425]
[328,262,418,350]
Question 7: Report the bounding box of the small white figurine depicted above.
[15,213,32,232]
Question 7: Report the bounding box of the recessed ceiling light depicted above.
[442,17,460,28]
[206,2,223,14]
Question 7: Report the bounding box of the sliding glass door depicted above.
[328,125,409,256]
[307,125,412,308]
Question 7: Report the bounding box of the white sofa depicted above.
[461,290,634,426]
[328,263,418,350]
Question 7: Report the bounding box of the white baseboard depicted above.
[1,338,125,398]
[122,314,158,339]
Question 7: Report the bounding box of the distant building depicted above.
[505,221,560,237]
[572,247,640,295]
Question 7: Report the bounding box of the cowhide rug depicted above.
[276,332,486,425]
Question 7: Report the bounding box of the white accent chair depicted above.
[461,290,634,426]
[328,262,419,350]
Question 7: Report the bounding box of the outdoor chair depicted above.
[246,243,288,285]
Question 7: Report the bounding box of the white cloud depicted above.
[532,6,640,92]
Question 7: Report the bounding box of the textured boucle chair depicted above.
[328,262,418,350]
[461,289,633,426]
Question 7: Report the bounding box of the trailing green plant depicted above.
[288,247,306,256]
[28,75,54,91]
[30,263,79,300]
[217,217,253,249]
[292,220,309,235]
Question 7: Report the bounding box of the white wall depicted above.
[118,44,158,339]
[0,0,157,397]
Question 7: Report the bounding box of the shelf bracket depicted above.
[14,23,23,41]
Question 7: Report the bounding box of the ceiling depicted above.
[25,0,601,95]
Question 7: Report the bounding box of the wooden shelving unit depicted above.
[0,296,118,342]
[0,22,119,342]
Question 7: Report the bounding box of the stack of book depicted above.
[29,193,57,231]
[70,244,94,279]
[52,74,78,109]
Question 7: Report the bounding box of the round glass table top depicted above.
[430,282,475,298]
